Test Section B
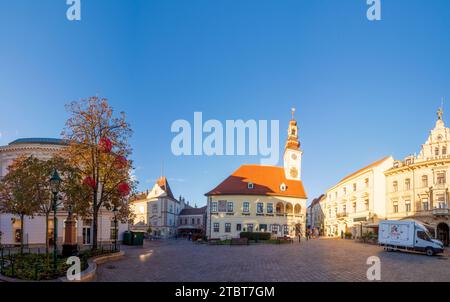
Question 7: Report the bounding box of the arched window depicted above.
[435,147,440,156]
[443,146,447,155]
[285,203,293,214]
[276,202,284,215]
[294,204,301,215]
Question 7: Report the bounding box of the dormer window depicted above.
[280,183,287,191]
[247,182,254,189]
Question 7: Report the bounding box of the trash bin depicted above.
[123,231,144,246]
[131,231,145,246]
[122,231,132,245]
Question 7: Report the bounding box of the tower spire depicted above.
[285,108,300,150]
[438,98,444,121]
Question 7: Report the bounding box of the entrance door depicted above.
[437,223,449,246]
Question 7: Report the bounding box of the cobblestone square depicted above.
[95,239,450,282]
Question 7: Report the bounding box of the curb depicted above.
[0,251,125,283]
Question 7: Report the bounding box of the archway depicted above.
[294,204,301,216]
[285,203,293,215]
[437,223,449,246]
[276,202,284,215]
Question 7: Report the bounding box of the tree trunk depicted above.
[20,214,24,254]
[45,213,49,255]
[92,207,99,250]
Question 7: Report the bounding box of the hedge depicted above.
[239,232,271,241]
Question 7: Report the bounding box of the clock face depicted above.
[291,153,297,160]
[290,167,298,178]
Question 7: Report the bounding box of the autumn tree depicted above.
[62,96,135,250]
[0,156,41,254]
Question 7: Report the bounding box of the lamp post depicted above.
[49,169,62,273]
[113,206,119,252]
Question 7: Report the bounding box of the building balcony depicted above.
[336,212,347,219]
[432,207,450,216]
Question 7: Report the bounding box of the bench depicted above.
[230,238,249,246]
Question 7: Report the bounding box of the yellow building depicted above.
[385,107,450,245]
[324,156,393,238]
[205,111,308,239]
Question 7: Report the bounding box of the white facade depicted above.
[130,177,183,238]
[0,138,128,247]
[323,156,394,238]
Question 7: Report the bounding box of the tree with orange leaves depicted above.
[62,96,135,250]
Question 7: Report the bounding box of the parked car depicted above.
[378,220,444,256]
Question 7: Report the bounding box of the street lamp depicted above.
[112,205,119,252]
[49,169,62,273]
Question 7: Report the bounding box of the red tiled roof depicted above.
[205,165,307,199]
[179,206,207,216]
[309,194,325,207]
[157,176,175,200]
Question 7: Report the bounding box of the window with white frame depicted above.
[393,181,398,192]
[227,201,234,213]
[405,179,411,191]
[211,202,218,213]
[243,202,250,213]
[267,203,273,214]
[257,202,264,214]
[393,201,398,213]
[225,223,231,233]
[271,224,279,234]
[437,172,446,185]
[405,200,411,212]
[422,175,428,188]
[283,225,289,235]
[213,223,220,233]
[422,198,429,211]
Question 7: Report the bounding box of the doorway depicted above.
[437,223,449,246]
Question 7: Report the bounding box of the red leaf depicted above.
[118,182,131,197]
[99,137,112,153]
[83,176,96,189]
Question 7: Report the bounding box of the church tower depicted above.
[283,108,303,180]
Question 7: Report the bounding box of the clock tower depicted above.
[283,108,303,180]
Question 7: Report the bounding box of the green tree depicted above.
[62,96,135,250]
[0,157,40,254]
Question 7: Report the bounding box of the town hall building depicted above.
[205,110,308,239]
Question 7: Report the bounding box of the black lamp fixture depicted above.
[49,169,62,195]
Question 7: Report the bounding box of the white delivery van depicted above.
[378,220,444,256]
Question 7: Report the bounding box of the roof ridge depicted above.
[337,156,391,185]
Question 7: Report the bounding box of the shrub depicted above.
[239,232,271,241]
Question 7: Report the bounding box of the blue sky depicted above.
[0,0,449,206]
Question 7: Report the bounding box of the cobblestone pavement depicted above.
[95,238,450,282]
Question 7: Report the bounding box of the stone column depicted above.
[62,211,78,257]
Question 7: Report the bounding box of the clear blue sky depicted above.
[0,0,449,206]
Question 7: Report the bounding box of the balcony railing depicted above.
[432,207,450,216]
[336,212,347,218]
